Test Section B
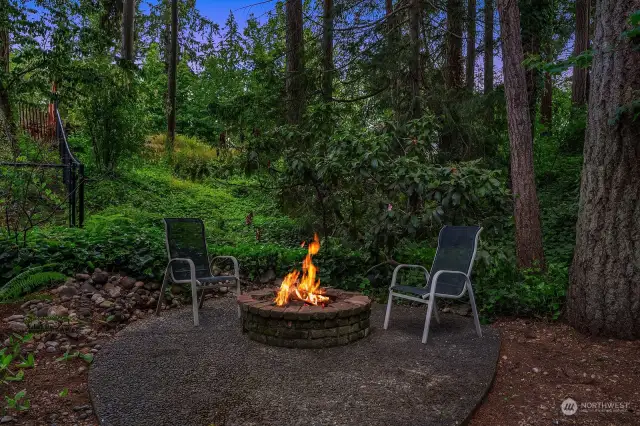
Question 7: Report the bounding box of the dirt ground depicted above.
[2,301,639,425]
[471,319,640,426]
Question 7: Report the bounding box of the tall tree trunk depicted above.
[520,0,549,139]
[540,72,552,127]
[322,0,333,102]
[285,0,305,124]
[571,0,590,106]
[567,0,640,339]
[166,0,178,156]
[483,0,494,95]
[0,16,15,154]
[121,0,136,65]
[445,0,464,90]
[409,0,421,118]
[498,0,546,269]
[466,0,477,91]
[386,0,400,118]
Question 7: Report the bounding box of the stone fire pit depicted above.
[238,288,372,349]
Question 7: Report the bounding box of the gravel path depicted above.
[89,297,500,426]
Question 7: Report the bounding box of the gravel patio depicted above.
[89,296,500,426]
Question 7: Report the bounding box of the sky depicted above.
[193,0,276,29]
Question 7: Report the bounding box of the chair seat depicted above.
[197,275,235,286]
[391,285,430,297]
[392,282,464,298]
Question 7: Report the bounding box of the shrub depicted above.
[273,115,512,256]
[474,263,568,320]
[146,133,219,180]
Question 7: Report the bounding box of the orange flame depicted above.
[274,233,329,306]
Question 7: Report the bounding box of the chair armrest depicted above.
[424,270,469,299]
[209,256,240,279]
[390,264,430,289]
[166,258,197,284]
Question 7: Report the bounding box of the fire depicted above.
[274,233,330,306]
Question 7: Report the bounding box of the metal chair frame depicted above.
[383,226,483,344]
[156,218,240,326]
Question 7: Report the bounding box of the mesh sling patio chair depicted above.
[156,218,241,326]
[383,226,483,344]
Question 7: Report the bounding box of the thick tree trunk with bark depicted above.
[567,0,640,339]
[445,0,464,90]
[466,0,476,91]
[484,0,494,95]
[121,0,136,64]
[540,72,552,127]
[498,0,546,269]
[408,0,421,118]
[321,0,333,102]
[571,0,590,106]
[166,0,178,156]
[285,0,305,124]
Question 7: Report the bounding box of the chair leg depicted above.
[198,288,206,309]
[422,297,436,344]
[383,291,393,330]
[236,277,241,319]
[467,280,482,337]
[155,270,170,316]
[191,280,199,326]
[432,299,440,324]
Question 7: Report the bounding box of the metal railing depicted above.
[0,101,85,227]
[55,103,85,227]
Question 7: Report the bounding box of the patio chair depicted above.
[156,218,241,326]
[383,226,483,344]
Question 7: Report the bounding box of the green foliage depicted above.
[4,390,30,412]
[475,263,568,320]
[273,114,512,256]
[0,265,66,302]
[1,333,35,413]
[74,59,147,172]
[622,10,640,50]
[146,133,229,180]
[56,351,93,364]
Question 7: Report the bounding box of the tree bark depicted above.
[571,0,590,106]
[409,0,421,118]
[498,0,546,269]
[322,0,333,102]
[466,0,477,91]
[567,0,640,339]
[519,0,550,139]
[445,0,464,90]
[0,14,15,153]
[121,0,136,64]
[540,72,552,127]
[483,0,494,95]
[166,0,178,156]
[285,0,305,124]
[385,0,400,118]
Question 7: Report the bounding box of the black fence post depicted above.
[70,163,77,227]
[78,164,85,227]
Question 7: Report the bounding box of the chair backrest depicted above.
[427,226,482,296]
[163,218,212,282]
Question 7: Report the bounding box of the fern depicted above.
[0,266,66,302]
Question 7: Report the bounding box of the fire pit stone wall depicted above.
[238,288,372,349]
